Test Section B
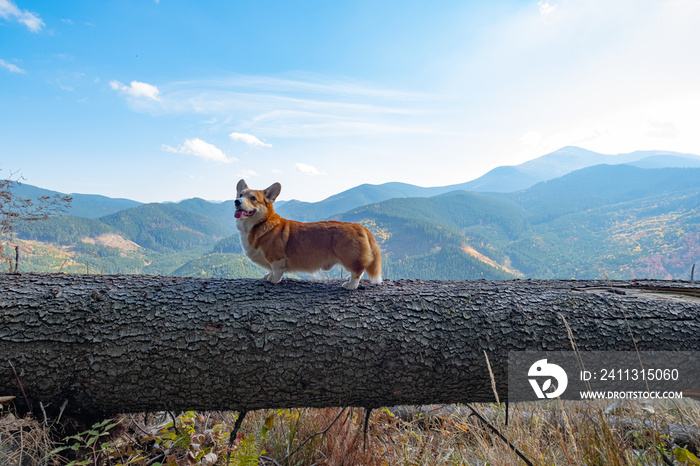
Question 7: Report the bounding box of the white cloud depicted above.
[0,0,44,32]
[237,169,259,178]
[229,132,272,147]
[110,80,161,101]
[646,119,677,139]
[0,58,25,74]
[512,88,700,158]
[162,138,235,163]
[293,163,325,176]
[538,1,557,20]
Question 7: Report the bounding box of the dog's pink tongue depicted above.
[234,209,243,219]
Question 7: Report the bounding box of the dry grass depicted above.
[1,398,698,465]
[221,398,700,465]
[0,413,53,465]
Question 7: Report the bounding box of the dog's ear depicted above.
[236,179,248,196]
[264,182,282,202]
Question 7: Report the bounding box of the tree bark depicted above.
[1,273,699,420]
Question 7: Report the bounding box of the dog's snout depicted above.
[235,199,241,207]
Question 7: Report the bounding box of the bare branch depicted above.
[0,171,72,270]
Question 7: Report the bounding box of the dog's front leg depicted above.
[246,251,273,281]
[268,259,288,284]
[255,262,271,280]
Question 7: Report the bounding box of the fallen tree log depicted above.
[1,274,699,420]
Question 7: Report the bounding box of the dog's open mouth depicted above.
[235,209,256,219]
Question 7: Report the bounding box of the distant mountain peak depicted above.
[460,146,700,194]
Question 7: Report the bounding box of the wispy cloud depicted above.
[0,58,25,74]
[181,74,433,100]
[162,138,236,163]
[538,1,557,20]
[237,169,259,178]
[0,0,44,32]
[646,119,678,139]
[110,80,161,101]
[116,74,452,140]
[229,132,272,148]
[293,163,325,176]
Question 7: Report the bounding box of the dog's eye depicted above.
[250,196,257,202]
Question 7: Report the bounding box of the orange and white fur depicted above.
[235,180,382,290]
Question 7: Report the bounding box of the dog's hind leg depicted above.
[342,269,362,290]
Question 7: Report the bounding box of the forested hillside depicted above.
[335,165,699,280]
[9,163,699,281]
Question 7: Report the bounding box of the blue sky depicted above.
[2,0,700,203]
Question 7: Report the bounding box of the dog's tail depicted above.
[365,232,383,285]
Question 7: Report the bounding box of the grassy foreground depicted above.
[1,399,698,465]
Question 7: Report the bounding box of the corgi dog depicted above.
[234,179,382,290]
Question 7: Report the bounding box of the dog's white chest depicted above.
[236,221,268,267]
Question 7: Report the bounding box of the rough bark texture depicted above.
[1,274,699,420]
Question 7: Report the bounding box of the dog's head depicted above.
[234,179,281,221]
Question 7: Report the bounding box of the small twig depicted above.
[145,452,165,465]
[226,410,248,466]
[55,399,68,426]
[85,250,104,274]
[8,360,31,411]
[484,350,500,404]
[19,417,24,466]
[39,401,49,426]
[286,408,347,460]
[362,407,373,452]
[467,403,534,466]
[58,258,68,273]
[341,407,353,429]
[168,411,179,434]
[362,408,372,452]
[129,413,152,436]
[259,455,283,466]
[13,245,19,273]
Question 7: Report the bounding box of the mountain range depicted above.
[7,146,700,281]
[276,146,700,221]
[11,182,142,218]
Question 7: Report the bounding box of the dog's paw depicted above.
[342,280,359,290]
